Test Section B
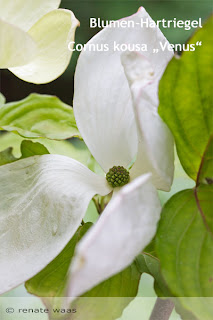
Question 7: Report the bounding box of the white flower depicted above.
[0,0,79,83]
[0,8,174,296]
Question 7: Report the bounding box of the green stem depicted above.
[92,192,113,215]
[92,197,102,215]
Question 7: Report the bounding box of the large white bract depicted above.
[0,7,174,296]
[0,0,79,83]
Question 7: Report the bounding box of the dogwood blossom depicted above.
[0,0,79,83]
[0,7,174,296]
[67,7,174,297]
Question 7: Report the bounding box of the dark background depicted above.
[0,0,211,105]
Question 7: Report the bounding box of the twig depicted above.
[149,298,174,320]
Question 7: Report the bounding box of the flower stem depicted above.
[92,192,113,215]
[149,298,174,320]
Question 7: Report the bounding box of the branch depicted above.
[149,298,174,320]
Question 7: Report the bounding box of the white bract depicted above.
[0,8,174,296]
[0,0,79,83]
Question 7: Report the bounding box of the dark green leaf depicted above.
[156,186,213,319]
[0,93,80,140]
[20,140,49,158]
[158,17,213,181]
[143,238,157,258]
[197,134,213,185]
[0,140,49,166]
[136,253,171,297]
[0,147,17,166]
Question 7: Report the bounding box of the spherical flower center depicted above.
[106,166,130,188]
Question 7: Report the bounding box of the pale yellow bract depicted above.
[0,0,79,83]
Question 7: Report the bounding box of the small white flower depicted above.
[0,0,79,83]
[0,7,174,296]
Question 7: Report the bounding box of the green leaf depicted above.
[0,93,80,140]
[156,185,213,320]
[136,253,171,297]
[83,264,141,299]
[72,262,141,320]
[0,132,24,157]
[0,147,17,166]
[26,223,92,301]
[158,17,213,181]
[0,140,49,166]
[157,20,213,318]
[152,151,195,263]
[20,140,49,158]
[0,93,5,107]
[26,222,142,320]
[158,149,195,206]
[197,134,213,185]
[0,133,96,171]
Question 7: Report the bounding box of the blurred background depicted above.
[0,0,212,105]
